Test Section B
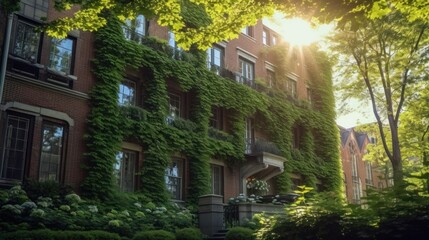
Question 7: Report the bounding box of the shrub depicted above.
[175,227,202,240]
[132,230,175,240]
[23,180,72,200]
[0,229,121,240]
[225,227,255,240]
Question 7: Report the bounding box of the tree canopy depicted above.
[2,0,421,50]
[333,9,429,186]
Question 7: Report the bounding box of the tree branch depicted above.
[395,25,427,123]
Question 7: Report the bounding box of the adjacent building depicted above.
[340,127,388,204]
[0,1,340,204]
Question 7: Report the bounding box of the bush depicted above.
[0,229,121,240]
[23,180,72,200]
[132,230,175,240]
[226,227,255,240]
[175,227,202,240]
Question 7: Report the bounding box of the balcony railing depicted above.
[245,139,282,156]
[235,75,255,89]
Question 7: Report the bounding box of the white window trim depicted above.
[236,47,257,63]
[265,61,276,71]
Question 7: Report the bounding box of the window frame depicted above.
[266,69,275,88]
[48,36,76,75]
[118,79,137,106]
[0,112,34,183]
[38,121,67,182]
[262,28,269,45]
[210,164,224,195]
[114,150,137,192]
[286,78,297,99]
[241,26,254,37]
[207,45,224,74]
[165,158,184,200]
[209,107,223,130]
[168,93,181,120]
[122,14,147,43]
[272,34,277,45]
[18,0,49,20]
[10,17,43,63]
[239,57,255,81]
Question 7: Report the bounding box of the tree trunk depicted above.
[390,123,404,187]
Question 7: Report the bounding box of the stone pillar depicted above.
[198,194,224,237]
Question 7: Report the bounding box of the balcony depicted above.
[240,139,286,195]
[245,139,282,156]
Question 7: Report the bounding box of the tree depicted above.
[333,11,429,187]
[45,0,275,50]
[355,123,394,188]
[399,83,429,192]
[5,0,420,50]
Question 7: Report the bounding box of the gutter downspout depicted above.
[0,13,13,107]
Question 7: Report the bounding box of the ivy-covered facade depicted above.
[0,1,341,205]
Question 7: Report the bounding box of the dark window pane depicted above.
[39,123,64,182]
[1,115,30,180]
[48,38,74,74]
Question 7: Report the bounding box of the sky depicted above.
[335,98,376,128]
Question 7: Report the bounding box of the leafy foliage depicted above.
[132,230,175,240]
[225,226,256,240]
[82,12,341,204]
[0,229,121,240]
[255,186,429,240]
[0,185,195,236]
[175,227,202,240]
[333,9,429,186]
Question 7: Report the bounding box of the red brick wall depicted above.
[3,78,90,189]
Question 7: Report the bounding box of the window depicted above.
[209,107,223,129]
[241,26,254,37]
[286,78,297,98]
[211,164,223,195]
[293,126,301,149]
[266,69,275,88]
[48,37,75,75]
[351,147,362,203]
[245,118,253,154]
[365,161,373,186]
[12,20,41,62]
[168,93,181,120]
[1,114,32,181]
[307,88,312,104]
[39,122,65,182]
[272,35,277,45]
[118,80,136,106]
[123,15,146,43]
[207,45,224,74]
[168,31,182,59]
[262,29,269,45]
[239,58,254,83]
[114,150,136,192]
[19,0,48,20]
[165,158,184,200]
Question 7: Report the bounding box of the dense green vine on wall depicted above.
[84,12,342,203]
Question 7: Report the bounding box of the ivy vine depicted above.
[83,13,342,204]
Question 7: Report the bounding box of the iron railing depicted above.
[224,204,239,228]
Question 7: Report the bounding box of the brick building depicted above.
[340,127,387,204]
[0,1,340,203]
